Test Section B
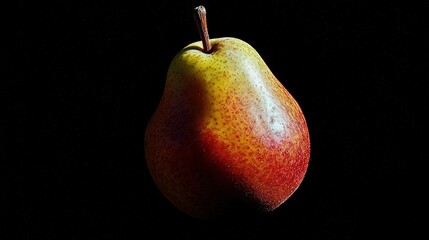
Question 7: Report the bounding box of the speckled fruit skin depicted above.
[145,37,310,219]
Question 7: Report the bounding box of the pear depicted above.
[144,5,310,219]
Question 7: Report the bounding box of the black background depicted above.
[1,0,423,239]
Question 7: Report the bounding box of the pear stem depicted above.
[193,5,212,53]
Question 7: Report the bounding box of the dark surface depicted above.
[1,0,423,239]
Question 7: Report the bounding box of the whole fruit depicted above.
[145,5,310,219]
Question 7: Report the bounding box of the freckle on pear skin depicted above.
[144,5,310,219]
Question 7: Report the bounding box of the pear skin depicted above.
[144,6,310,219]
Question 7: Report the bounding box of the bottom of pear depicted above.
[179,195,280,220]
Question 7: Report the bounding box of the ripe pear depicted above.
[144,6,310,219]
